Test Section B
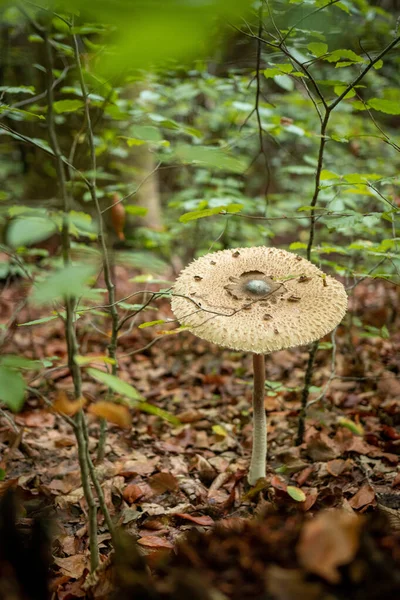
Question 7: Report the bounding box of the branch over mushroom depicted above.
[171,247,347,485]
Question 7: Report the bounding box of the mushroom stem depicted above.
[248,353,267,485]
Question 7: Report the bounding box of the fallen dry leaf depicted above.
[122,483,146,504]
[137,536,174,549]
[174,513,214,526]
[271,475,287,492]
[148,472,179,494]
[117,457,159,477]
[54,554,89,579]
[392,472,400,488]
[306,432,340,462]
[301,490,318,512]
[16,410,55,428]
[296,510,362,583]
[56,578,87,600]
[326,458,351,477]
[88,401,131,428]
[348,484,375,510]
[344,436,398,463]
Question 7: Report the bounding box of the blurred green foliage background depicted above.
[0,0,399,303]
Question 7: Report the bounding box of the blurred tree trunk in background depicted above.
[134,147,162,230]
[125,83,163,233]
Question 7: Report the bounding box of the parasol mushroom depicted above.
[171,247,347,485]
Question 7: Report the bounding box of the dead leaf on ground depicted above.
[46,474,81,495]
[117,457,159,477]
[392,472,400,488]
[55,577,87,600]
[271,475,287,492]
[148,472,179,494]
[296,510,362,583]
[174,513,214,526]
[16,410,55,428]
[348,484,376,510]
[301,490,318,512]
[60,536,77,557]
[137,536,173,549]
[344,437,399,463]
[176,409,204,423]
[54,554,89,579]
[326,458,352,477]
[306,432,341,462]
[122,483,147,504]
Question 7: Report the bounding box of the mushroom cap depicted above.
[171,247,347,354]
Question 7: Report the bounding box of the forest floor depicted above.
[0,265,399,599]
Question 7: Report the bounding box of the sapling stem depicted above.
[248,353,267,485]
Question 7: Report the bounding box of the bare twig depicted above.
[296,340,319,445]
[72,29,119,463]
[254,4,271,205]
[31,13,100,571]
[306,329,337,408]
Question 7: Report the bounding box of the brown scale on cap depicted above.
[171,246,347,354]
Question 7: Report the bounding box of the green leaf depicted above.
[337,417,364,436]
[264,64,293,77]
[18,316,58,327]
[334,85,355,99]
[69,0,254,74]
[179,203,243,223]
[373,59,383,70]
[53,99,85,114]
[31,264,97,305]
[274,75,294,92]
[7,216,57,248]
[320,170,340,180]
[297,206,328,212]
[350,100,367,111]
[124,138,146,146]
[138,320,166,329]
[325,49,364,64]
[68,211,98,237]
[344,173,381,184]
[0,104,42,119]
[86,368,144,401]
[287,486,306,502]
[174,144,246,173]
[334,1,350,13]
[129,125,163,142]
[381,325,389,339]
[368,98,400,115]
[0,85,35,95]
[28,34,43,43]
[307,42,328,57]
[0,468,5,481]
[134,401,180,425]
[125,206,149,216]
[289,242,306,250]
[74,355,116,366]
[0,355,42,370]
[212,424,228,437]
[0,366,26,412]
[86,368,180,425]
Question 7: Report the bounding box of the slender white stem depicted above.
[248,353,267,485]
